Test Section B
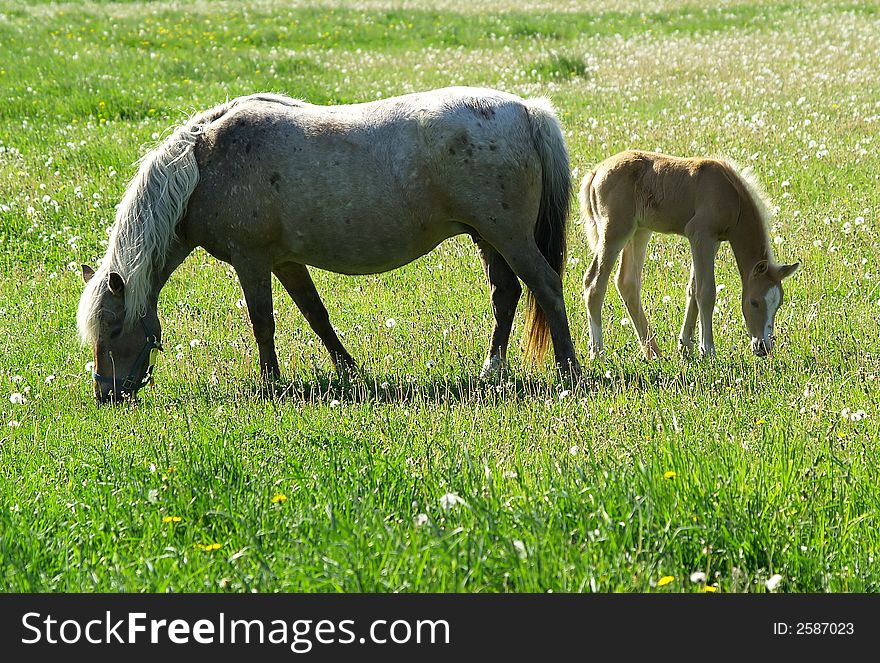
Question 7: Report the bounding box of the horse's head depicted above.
[80,265,162,404]
[742,259,799,356]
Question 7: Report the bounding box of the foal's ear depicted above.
[751,260,769,278]
[107,272,125,295]
[81,264,95,283]
[777,262,800,280]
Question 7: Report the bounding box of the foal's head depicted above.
[80,265,163,404]
[742,259,799,356]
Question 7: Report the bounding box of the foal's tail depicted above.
[578,169,600,253]
[521,97,572,364]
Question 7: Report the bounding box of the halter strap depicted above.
[93,318,162,397]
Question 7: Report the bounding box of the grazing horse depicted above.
[77,87,581,403]
[579,150,799,359]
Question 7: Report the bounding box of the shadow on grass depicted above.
[149,353,779,408]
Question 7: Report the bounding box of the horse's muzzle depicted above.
[751,338,773,357]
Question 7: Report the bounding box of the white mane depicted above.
[76,93,302,344]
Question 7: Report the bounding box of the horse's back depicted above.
[183,88,543,274]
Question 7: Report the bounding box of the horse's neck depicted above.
[149,240,193,304]
[728,209,772,284]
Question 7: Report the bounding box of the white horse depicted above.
[580,150,799,359]
[77,87,581,402]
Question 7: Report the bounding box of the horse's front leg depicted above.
[273,262,358,377]
[686,234,720,358]
[476,241,522,380]
[233,262,281,381]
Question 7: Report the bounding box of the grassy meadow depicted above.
[0,0,878,592]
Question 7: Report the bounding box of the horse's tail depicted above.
[578,168,600,253]
[521,97,572,365]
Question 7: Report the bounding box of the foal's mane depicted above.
[77,93,302,344]
[717,158,776,258]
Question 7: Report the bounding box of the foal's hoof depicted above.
[642,347,663,361]
[699,345,716,359]
[677,340,694,359]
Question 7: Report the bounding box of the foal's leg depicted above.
[273,262,357,376]
[583,233,630,359]
[615,229,661,359]
[233,263,281,380]
[476,240,522,380]
[487,237,580,376]
[685,231,720,358]
[678,264,699,357]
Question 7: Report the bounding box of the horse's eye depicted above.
[750,300,759,308]
[109,328,122,339]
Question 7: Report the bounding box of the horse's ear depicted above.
[777,262,800,280]
[107,272,125,295]
[81,264,95,283]
[751,260,769,278]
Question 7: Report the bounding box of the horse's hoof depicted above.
[335,361,361,381]
[479,356,507,382]
[557,357,582,380]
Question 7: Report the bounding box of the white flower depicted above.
[8,420,21,428]
[513,539,528,559]
[45,375,55,385]
[559,389,571,400]
[662,295,672,303]
[690,571,707,584]
[439,492,466,510]
[329,399,340,408]
[9,392,25,405]
[189,339,201,348]
[385,318,396,328]
[765,574,783,592]
[413,513,428,527]
[85,361,95,373]
[569,445,579,456]
[11,375,23,383]
[147,489,159,503]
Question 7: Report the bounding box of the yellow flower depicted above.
[702,585,718,593]
[271,493,288,504]
[657,575,675,587]
[663,471,677,480]
[195,543,222,552]
[756,419,765,425]
[162,516,182,523]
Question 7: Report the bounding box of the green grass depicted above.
[1,0,878,592]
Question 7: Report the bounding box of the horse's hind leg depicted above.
[273,262,357,376]
[615,229,662,359]
[476,240,522,379]
[233,262,281,381]
[485,235,579,374]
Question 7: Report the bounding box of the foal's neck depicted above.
[727,207,772,284]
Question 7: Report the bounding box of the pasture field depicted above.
[0,0,878,592]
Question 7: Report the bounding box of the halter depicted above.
[93,318,162,398]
